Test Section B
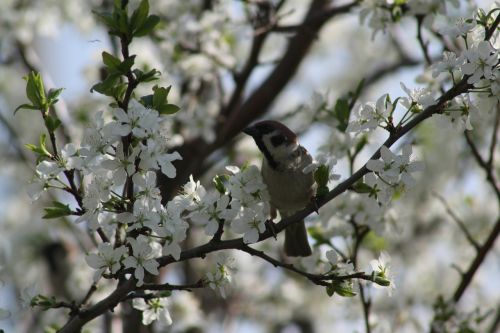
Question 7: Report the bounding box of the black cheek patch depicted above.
[270,135,285,147]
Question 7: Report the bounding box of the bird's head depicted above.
[243,120,299,169]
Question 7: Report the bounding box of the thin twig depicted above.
[432,191,480,251]
[487,104,500,169]
[138,280,205,292]
[416,15,432,66]
[487,303,500,333]
[464,132,500,202]
[241,244,374,286]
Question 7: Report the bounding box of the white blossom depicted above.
[462,41,498,84]
[432,51,465,78]
[400,82,436,111]
[369,251,395,296]
[123,237,160,286]
[439,17,476,39]
[189,192,230,236]
[110,100,161,138]
[133,171,162,210]
[60,143,83,170]
[347,94,393,133]
[101,142,138,186]
[206,253,234,298]
[133,298,172,326]
[85,243,127,281]
[231,205,267,244]
[154,201,189,260]
[226,165,269,205]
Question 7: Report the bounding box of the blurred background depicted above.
[0,0,499,332]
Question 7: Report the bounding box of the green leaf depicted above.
[14,103,38,114]
[25,134,51,157]
[118,55,136,74]
[326,284,335,297]
[43,201,73,219]
[329,281,356,297]
[373,275,391,287]
[90,74,123,98]
[333,98,350,132]
[47,88,64,106]
[24,72,47,109]
[130,0,150,34]
[140,94,154,108]
[134,68,160,82]
[158,290,172,298]
[152,85,168,107]
[38,134,51,157]
[44,115,62,133]
[213,175,228,194]
[102,51,122,71]
[31,294,57,309]
[158,104,180,115]
[352,181,372,194]
[133,14,160,37]
[93,10,120,33]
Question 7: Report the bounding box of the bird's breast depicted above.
[261,159,315,214]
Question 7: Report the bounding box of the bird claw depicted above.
[311,197,320,215]
[265,220,278,240]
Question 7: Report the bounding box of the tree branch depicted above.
[432,191,480,251]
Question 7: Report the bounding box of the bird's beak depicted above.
[243,125,258,137]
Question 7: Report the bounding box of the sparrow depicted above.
[243,120,314,257]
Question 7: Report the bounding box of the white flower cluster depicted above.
[189,165,270,244]
[360,0,460,37]
[367,145,424,192]
[431,18,499,129]
[27,98,271,298]
[347,94,395,133]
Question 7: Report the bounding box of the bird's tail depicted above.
[284,220,312,257]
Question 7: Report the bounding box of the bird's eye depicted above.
[271,134,286,147]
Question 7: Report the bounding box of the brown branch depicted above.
[452,217,500,303]
[138,280,205,292]
[218,0,356,143]
[241,244,374,286]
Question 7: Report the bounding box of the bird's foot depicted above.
[265,220,278,240]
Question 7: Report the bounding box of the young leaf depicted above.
[133,14,160,37]
[130,0,150,33]
[158,104,180,115]
[333,98,350,132]
[43,201,73,219]
[102,51,122,71]
[47,88,64,106]
[213,175,228,194]
[14,104,39,114]
[24,72,47,110]
[329,281,356,297]
[44,115,62,133]
[352,181,372,194]
[134,68,160,83]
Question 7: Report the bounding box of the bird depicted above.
[243,120,315,257]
